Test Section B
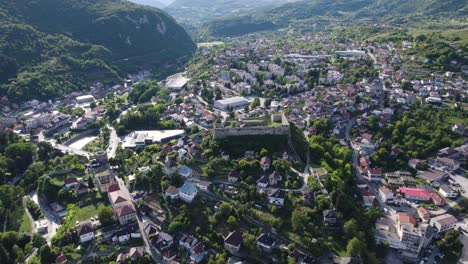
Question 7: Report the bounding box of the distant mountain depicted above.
[202,0,468,37]
[165,0,292,25]
[128,0,170,9]
[0,0,195,102]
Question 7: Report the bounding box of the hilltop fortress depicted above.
[213,114,290,139]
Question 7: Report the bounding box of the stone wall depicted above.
[213,125,290,139]
[213,114,290,139]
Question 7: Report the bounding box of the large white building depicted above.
[76,95,95,104]
[214,97,249,111]
[430,214,458,232]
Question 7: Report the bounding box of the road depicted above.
[53,143,91,158]
[459,233,468,264]
[115,177,161,263]
[106,125,119,159]
[30,192,60,244]
[345,118,359,175]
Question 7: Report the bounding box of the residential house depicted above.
[74,182,89,195]
[55,254,68,264]
[431,193,444,206]
[63,178,78,190]
[302,189,315,207]
[165,186,179,199]
[257,233,276,252]
[112,229,131,243]
[434,157,460,171]
[417,207,430,223]
[161,249,177,263]
[164,159,178,176]
[115,204,137,225]
[417,170,448,183]
[437,147,460,159]
[260,156,271,171]
[224,230,242,253]
[131,191,144,204]
[144,222,160,240]
[257,175,269,189]
[323,209,338,225]
[221,150,230,160]
[109,191,128,209]
[178,165,193,178]
[179,182,198,203]
[245,151,255,160]
[128,247,145,261]
[198,181,211,191]
[179,234,198,250]
[96,173,115,193]
[398,187,431,202]
[408,159,425,170]
[359,187,376,207]
[151,232,173,254]
[268,171,282,186]
[367,168,382,182]
[190,241,207,263]
[439,184,458,198]
[228,170,240,183]
[268,189,286,206]
[107,183,121,193]
[77,223,94,243]
[379,186,394,203]
[430,214,458,232]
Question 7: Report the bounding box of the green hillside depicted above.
[0,0,196,102]
[202,0,468,37]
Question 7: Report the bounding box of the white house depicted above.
[257,176,269,189]
[78,223,94,243]
[439,184,458,198]
[268,189,286,206]
[178,165,193,178]
[224,230,243,253]
[165,186,179,199]
[179,182,198,203]
[113,231,131,243]
[179,233,198,250]
[260,156,271,171]
[379,186,394,203]
[257,233,276,252]
[430,214,458,232]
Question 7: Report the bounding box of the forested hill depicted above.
[165,0,289,26]
[202,0,468,37]
[0,0,196,102]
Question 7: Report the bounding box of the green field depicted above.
[19,210,32,233]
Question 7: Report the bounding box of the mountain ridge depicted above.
[201,0,468,37]
[0,0,196,102]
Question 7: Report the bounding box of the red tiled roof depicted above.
[224,230,242,247]
[399,187,431,199]
[417,207,430,217]
[368,168,382,175]
[191,241,206,254]
[379,186,393,194]
[260,156,271,164]
[107,183,120,193]
[431,193,444,204]
[115,204,136,217]
[64,178,78,185]
[398,212,416,225]
[55,254,67,263]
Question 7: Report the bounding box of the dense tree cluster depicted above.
[372,107,465,171]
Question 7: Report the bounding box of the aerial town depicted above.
[0,24,466,264]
